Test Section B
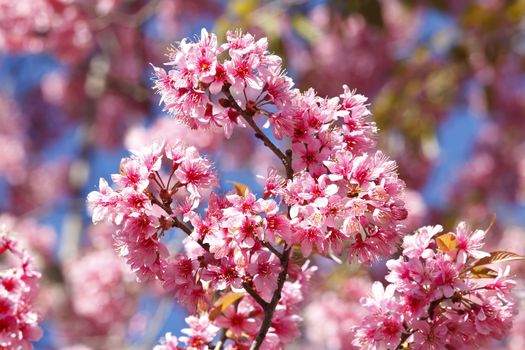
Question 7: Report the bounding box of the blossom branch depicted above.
[242,281,269,308]
[251,246,292,350]
[394,297,447,349]
[222,86,295,349]
[221,85,293,179]
[89,29,415,350]
[261,241,282,259]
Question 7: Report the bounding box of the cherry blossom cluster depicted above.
[87,27,525,349]
[153,28,407,264]
[87,143,315,347]
[87,140,217,281]
[65,248,136,334]
[354,222,521,349]
[154,315,218,350]
[152,28,292,136]
[85,28,411,350]
[0,233,42,349]
[155,263,311,350]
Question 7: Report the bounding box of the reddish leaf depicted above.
[473,251,525,267]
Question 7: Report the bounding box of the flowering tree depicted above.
[83,29,522,350]
[1,1,525,349]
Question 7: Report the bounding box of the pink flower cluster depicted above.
[354,222,520,349]
[87,140,217,281]
[87,28,525,350]
[85,28,411,350]
[152,28,290,136]
[66,249,135,332]
[154,314,218,350]
[88,149,315,347]
[157,265,311,350]
[153,28,407,264]
[0,234,42,349]
[87,139,316,348]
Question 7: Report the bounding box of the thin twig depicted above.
[213,330,227,350]
[394,296,447,349]
[242,281,269,308]
[250,246,292,350]
[222,86,293,179]
[261,241,282,259]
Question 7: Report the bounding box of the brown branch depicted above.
[150,196,213,252]
[394,297,448,349]
[170,216,213,252]
[242,281,269,308]
[157,84,295,349]
[222,86,293,179]
[212,330,227,350]
[171,216,193,236]
[261,241,282,259]
[250,246,292,350]
[395,331,412,350]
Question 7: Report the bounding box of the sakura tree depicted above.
[1,2,524,349]
[83,29,523,350]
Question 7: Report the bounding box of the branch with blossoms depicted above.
[0,233,43,349]
[84,28,523,350]
[354,222,524,349]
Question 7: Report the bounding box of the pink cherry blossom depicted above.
[355,222,519,349]
[0,233,42,350]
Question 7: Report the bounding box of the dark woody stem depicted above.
[394,297,448,349]
[222,85,293,180]
[250,246,291,350]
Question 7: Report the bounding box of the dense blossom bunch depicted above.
[86,28,411,349]
[0,233,42,349]
[354,222,521,349]
[0,0,523,347]
[87,140,217,281]
[87,140,315,347]
[152,28,407,263]
[87,28,524,350]
[153,315,219,350]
